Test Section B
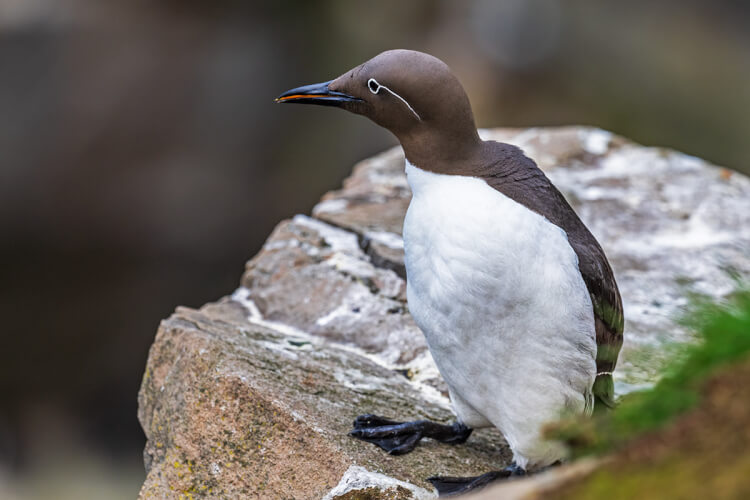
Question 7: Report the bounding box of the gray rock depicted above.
[240,214,421,367]
[138,301,507,499]
[138,127,750,498]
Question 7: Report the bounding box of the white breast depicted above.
[403,160,596,469]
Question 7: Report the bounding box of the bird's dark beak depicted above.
[275,80,362,107]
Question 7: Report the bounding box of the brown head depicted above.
[276,50,482,170]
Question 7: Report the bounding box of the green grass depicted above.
[552,287,750,456]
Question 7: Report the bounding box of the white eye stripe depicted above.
[366,78,421,121]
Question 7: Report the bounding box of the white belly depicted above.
[403,160,596,469]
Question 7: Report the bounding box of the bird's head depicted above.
[276,50,480,161]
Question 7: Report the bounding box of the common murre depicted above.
[276,50,624,496]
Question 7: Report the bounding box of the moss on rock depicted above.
[547,289,750,499]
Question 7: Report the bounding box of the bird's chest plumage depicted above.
[403,160,596,436]
[403,160,589,343]
[403,169,536,349]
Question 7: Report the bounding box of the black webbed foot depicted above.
[349,414,472,455]
[427,462,526,497]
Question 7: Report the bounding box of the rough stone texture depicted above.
[138,300,508,499]
[139,127,750,498]
[241,215,419,367]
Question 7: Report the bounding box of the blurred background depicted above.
[1,0,748,498]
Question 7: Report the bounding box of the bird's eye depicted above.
[367,78,380,94]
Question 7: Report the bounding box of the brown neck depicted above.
[397,126,484,175]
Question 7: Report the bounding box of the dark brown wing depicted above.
[478,143,624,410]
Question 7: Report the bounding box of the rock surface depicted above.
[138,127,750,499]
[137,299,509,499]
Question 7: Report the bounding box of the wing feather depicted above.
[479,143,624,410]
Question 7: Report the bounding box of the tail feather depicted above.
[592,373,616,413]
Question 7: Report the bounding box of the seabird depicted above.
[276,50,623,496]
